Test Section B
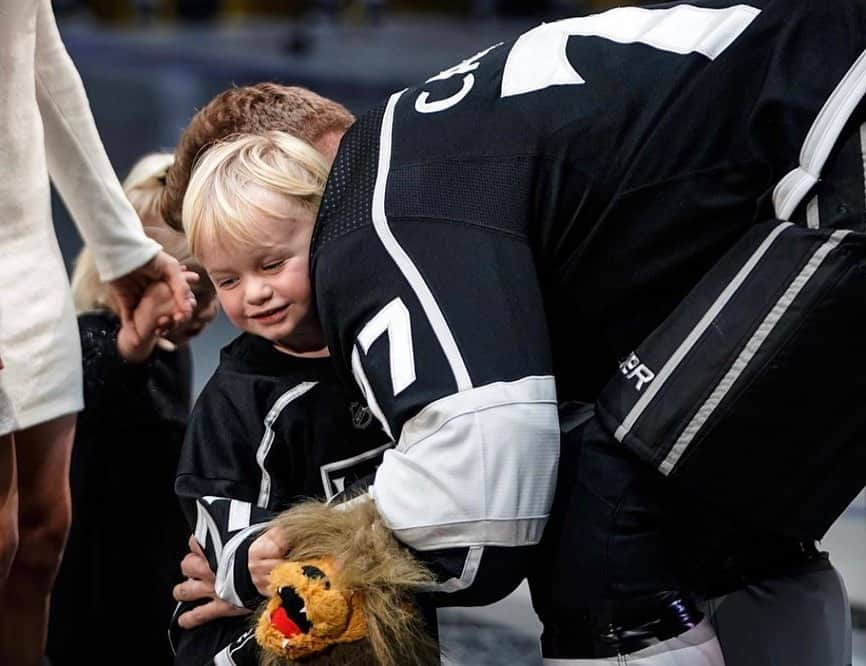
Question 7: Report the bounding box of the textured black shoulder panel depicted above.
[386,156,536,237]
[311,102,386,258]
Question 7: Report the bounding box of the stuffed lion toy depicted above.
[255,496,440,666]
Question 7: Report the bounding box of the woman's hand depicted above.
[109,250,196,344]
[116,270,198,362]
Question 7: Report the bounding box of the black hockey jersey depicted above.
[174,333,390,611]
[311,0,866,601]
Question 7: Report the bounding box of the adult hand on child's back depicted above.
[174,535,250,629]
[248,526,291,596]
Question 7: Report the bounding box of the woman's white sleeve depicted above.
[33,0,159,281]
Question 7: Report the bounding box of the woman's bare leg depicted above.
[0,414,75,666]
[0,432,17,587]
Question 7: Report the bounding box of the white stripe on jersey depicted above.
[661,229,851,474]
[774,47,866,220]
[806,196,821,229]
[351,346,394,440]
[215,521,270,607]
[194,499,225,561]
[860,122,866,206]
[319,442,393,501]
[424,545,484,593]
[256,382,318,507]
[614,221,792,443]
[370,90,473,392]
[502,4,760,98]
[215,629,256,666]
[228,499,252,532]
[213,647,237,666]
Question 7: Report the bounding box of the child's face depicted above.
[199,186,325,352]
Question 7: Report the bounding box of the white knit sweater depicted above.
[0,0,159,433]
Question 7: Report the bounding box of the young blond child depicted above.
[47,153,218,666]
[170,132,390,665]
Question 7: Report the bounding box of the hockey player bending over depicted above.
[177,2,866,662]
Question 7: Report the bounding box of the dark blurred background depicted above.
[48,2,866,663]
[51,0,639,395]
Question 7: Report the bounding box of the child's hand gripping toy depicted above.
[255,498,439,666]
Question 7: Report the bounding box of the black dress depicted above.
[47,310,192,665]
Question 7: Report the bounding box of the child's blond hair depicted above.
[70,153,175,312]
[182,131,329,259]
[161,83,353,230]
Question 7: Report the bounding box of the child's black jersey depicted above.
[175,333,390,610]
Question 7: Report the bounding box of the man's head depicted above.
[161,83,354,230]
[183,131,330,353]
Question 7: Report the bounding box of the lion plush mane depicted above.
[256,497,439,666]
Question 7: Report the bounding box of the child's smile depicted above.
[200,185,324,352]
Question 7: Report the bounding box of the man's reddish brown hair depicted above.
[160,83,354,230]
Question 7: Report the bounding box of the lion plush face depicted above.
[255,557,367,661]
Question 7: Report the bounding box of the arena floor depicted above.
[437,491,866,663]
[438,579,866,665]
